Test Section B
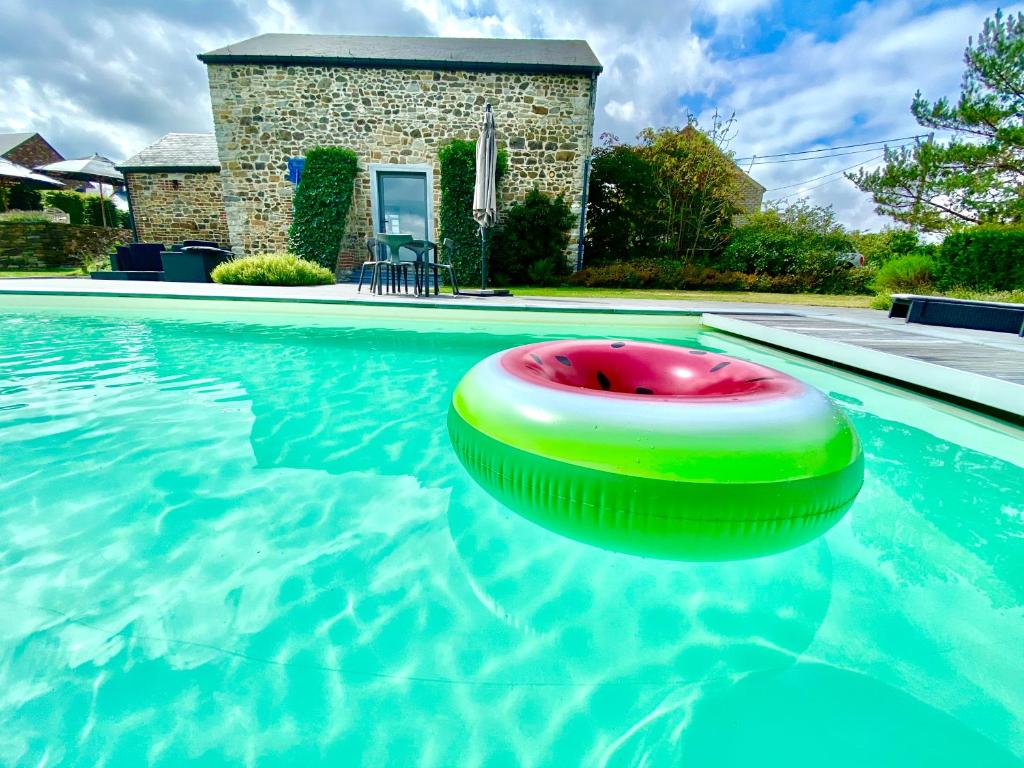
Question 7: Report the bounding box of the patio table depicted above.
[375,232,425,296]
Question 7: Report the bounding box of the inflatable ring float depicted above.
[448,339,863,560]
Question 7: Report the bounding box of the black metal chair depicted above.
[357,237,388,293]
[405,238,459,296]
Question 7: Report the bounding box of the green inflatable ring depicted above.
[448,339,864,560]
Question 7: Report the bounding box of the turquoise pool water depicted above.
[1,297,1022,767]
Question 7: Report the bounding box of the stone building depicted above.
[118,133,230,245]
[0,132,64,170]
[196,33,601,269]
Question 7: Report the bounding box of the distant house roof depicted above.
[0,132,41,156]
[198,33,602,75]
[118,133,220,173]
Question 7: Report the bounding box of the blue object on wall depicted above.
[287,157,306,186]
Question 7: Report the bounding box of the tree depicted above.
[637,113,742,264]
[584,134,667,264]
[850,10,1024,231]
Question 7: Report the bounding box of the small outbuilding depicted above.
[196,33,602,269]
[118,133,230,245]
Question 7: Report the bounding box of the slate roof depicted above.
[0,132,37,157]
[118,133,220,172]
[198,34,602,75]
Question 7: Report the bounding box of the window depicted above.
[287,157,306,186]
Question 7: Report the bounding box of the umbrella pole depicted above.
[98,180,107,228]
[480,226,488,291]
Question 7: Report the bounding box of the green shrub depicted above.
[437,139,508,286]
[873,254,937,293]
[490,188,575,286]
[801,251,876,294]
[83,195,119,227]
[0,210,51,222]
[850,228,919,266]
[722,201,854,276]
[288,146,359,270]
[936,226,1024,291]
[211,253,336,286]
[870,293,894,311]
[8,182,42,211]
[43,189,86,224]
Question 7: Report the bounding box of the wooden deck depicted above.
[702,312,1024,419]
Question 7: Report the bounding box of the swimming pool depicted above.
[1,295,1022,767]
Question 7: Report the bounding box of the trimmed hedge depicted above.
[569,260,875,294]
[288,146,358,270]
[211,253,336,286]
[937,226,1024,291]
[437,139,507,286]
[43,190,86,224]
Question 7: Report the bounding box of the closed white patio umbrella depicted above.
[463,104,509,296]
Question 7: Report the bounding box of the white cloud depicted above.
[0,0,1014,230]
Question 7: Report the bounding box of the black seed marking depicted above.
[596,371,611,390]
[635,386,653,395]
[529,353,543,365]
[744,376,773,382]
[611,341,626,348]
[689,350,707,355]
[556,355,572,367]
[709,362,730,372]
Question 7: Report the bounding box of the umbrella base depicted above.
[459,288,512,297]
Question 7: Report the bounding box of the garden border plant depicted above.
[211,253,336,286]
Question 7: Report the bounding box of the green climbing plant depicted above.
[438,139,507,285]
[288,146,359,270]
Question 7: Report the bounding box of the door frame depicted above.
[368,163,435,243]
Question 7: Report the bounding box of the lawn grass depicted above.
[0,268,83,279]
[509,286,876,308]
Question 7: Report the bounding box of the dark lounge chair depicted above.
[93,242,166,281]
[161,244,233,283]
[889,293,1024,336]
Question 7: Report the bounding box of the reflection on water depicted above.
[0,310,1022,766]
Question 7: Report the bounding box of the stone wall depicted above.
[125,171,230,246]
[0,222,130,269]
[206,63,597,268]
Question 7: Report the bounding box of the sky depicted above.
[0,0,1013,231]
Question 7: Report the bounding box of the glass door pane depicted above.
[377,172,428,240]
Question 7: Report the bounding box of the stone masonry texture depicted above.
[0,222,130,269]
[2,135,63,171]
[125,171,230,246]
[206,63,597,269]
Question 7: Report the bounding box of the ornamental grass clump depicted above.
[211,253,335,286]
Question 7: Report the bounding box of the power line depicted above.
[748,142,915,166]
[766,154,886,192]
[770,154,886,201]
[734,134,926,163]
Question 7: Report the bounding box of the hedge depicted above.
[288,146,359,270]
[437,139,507,286]
[937,226,1024,291]
[569,260,875,295]
[43,190,86,224]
